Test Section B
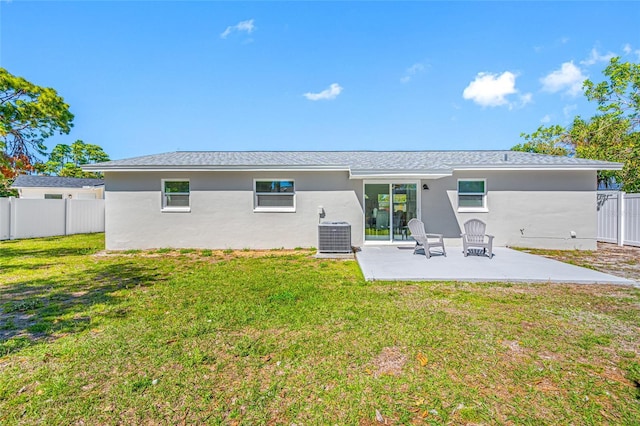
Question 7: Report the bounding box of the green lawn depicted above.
[1,234,639,424]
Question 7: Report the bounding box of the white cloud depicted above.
[540,62,586,96]
[303,83,343,101]
[462,71,519,107]
[518,93,533,108]
[563,104,578,120]
[581,47,615,66]
[400,63,426,83]
[220,19,256,39]
[533,37,569,53]
[541,114,551,124]
[624,43,640,61]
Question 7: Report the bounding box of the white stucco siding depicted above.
[421,170,598,250]
[105,171,363,250]
[105,168,599,250]
[17,187,104,199]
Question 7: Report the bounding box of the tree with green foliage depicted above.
[0,153,36,197]
[583,57,640,128]
[0,68,74,164]
[0,175,17,197]
[570,114,636,190]
[512,125,572,156]
[514,57,640,191]
[581,57,640,191]
[40,140,109,178]
[0,68,74,195]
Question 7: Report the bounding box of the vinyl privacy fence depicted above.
[0,198,104,241]
[597,192,640,247]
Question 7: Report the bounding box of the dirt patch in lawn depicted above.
[370,346,407,378]
[94,248,317,261]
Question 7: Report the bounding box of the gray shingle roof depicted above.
[11,175,104,189]
[82,150,623,175]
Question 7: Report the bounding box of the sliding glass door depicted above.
[364,184,389,242]
[364,183,418,242]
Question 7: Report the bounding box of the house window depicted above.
[254,180,295,212]
[458,179,487,212]
[162,180,190,211]
[44,194,63,199]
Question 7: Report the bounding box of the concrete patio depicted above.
[355,245,637,285]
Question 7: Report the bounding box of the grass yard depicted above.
[1,234,640,425]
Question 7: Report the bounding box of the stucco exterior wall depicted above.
[17,187,104,199]
[420,170,598,250]
[104,171,363,250]
[105,169,598,250]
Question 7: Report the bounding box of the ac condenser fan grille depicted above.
[318,222,351,253]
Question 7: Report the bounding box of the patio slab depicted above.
[355,245,637,285]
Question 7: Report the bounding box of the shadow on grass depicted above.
[0,243,101,259]
[0,262,59,274]
[0,260,164,355]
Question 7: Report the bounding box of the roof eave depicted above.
[451,164,624,171]
[10,185,102,190]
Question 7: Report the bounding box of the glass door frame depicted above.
[362,180,421,244]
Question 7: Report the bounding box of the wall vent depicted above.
[318,222,352,253]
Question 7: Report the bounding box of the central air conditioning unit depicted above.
[318,222,352,253]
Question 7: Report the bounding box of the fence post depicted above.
[64,198,70,236]
[9,196,16,240]
[618,191,625,246]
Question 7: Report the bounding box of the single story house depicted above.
[83,150,622,251]
[11,175,105,200]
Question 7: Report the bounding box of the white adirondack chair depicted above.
[461,219,494,258]
[407,218,446,259]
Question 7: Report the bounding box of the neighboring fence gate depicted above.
[0,197,105,241]
[597,191,640,247]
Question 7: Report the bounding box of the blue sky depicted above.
[1,1,639,161]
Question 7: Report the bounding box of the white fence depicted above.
[0,198,104,241]
[597,192,640,247]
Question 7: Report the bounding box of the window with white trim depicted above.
[162,180,190,211]
[458,179,487,211]
[44,194,63,199]
[254,179,295,211]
